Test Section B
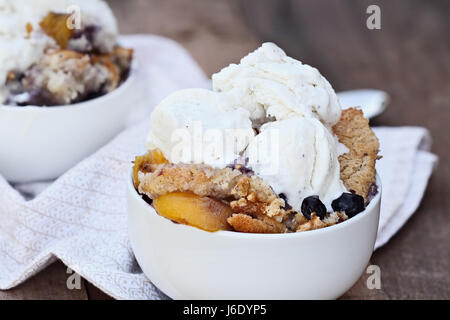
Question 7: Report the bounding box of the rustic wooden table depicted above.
[1,0,449,300]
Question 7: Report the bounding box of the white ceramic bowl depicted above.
[0,60,139,183]
[128,173,381,300]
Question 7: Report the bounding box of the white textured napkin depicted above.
[0,35,438,299]
[372,127,438,249]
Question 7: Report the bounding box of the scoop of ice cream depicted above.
[146,43,347,212]
[147,88,255,167]
[212,42,341,127]
[245,116,346,211]
[0,0,118,102]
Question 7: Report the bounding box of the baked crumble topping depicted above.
[5,47,132,106]
[333,108,380,199]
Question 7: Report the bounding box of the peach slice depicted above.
[133,149,169,188]
[39,12,74,49]
[153,192,233,232]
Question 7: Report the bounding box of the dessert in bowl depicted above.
[128,174,380,300]
[0,0,136,182]
[128,43,381,299]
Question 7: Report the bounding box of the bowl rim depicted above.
[128,169,382,239]
[0,58,138,112]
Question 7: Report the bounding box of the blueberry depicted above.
[141,194,153,205]
[7,88,56,107]
[331,193,365,218]
[71,25,100,51]
[368,184,378,198]
[301,196,327,220]
[279,193,292,210]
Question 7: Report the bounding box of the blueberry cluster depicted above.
[301,192,365,220]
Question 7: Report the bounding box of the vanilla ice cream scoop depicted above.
[147,88,254,167]
[146,43,347,213]
[245,116,346,212]
[212,42,341,127]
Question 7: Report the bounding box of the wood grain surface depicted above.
[1,0,448,300]
[243,0,450,300]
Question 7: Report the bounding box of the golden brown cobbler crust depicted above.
[138,166,287,223]
[332,108,380,199]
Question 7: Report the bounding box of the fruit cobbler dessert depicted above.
[0,0,133,106]
[133,43,380,233]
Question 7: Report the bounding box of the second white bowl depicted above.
[0,60,140,183]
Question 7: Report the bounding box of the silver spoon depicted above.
[337,89,390,119]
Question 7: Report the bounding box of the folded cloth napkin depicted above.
[372,127,438,248]
[0,35,438,299]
